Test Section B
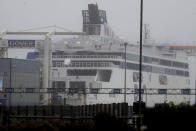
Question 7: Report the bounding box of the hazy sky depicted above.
[0,0,196,43]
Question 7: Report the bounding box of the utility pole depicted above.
[9,59,12,106]
[138,0,143,130]
[195,78,196,105]
[124,42,127,103]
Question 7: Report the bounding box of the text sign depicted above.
[8,40,35,48]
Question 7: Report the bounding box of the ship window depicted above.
[76,62,80,67]
[184,71,189,77]
[113,61,120,66]
[127,63,139,70]
[160,59,172,66]
[126,54,139,62]
[72,62,75,67]
[181,89,190,94]
[94,63,98,67]
[96,70,112,82]
[159,75,167,85]
[52,81,66,88]
[143,56,152,63]
[67,69,97,76]
[173,61,185,68]
[52,61,57,67]
[56,61,63,67]
[152,58,159,64]
[87,62,90,67]
[69,81,85,94]
[185,64,188,69]
[158,89,167,94]
[83,62,86,67]
[176,70,184,76]
[165,68,175,75]
[58,81,65,88]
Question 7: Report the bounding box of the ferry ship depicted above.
[48,4,190,106]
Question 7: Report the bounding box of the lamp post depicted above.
[138,0,143,130]
[124,42,128,103]
[9,58,12,106]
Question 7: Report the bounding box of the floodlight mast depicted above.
[138,0,143,130]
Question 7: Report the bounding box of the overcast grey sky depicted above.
[0,0,196,44]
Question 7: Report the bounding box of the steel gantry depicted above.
[0,30,86,104]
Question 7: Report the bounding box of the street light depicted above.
[9,58,12,106]
[124,42,128,103]
[138,0,143,130]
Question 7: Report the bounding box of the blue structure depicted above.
[0,58,41,106]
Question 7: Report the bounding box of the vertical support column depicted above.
[124,42,127,103]
[43,34,52,105]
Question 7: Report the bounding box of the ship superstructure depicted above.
[49,4,191,106]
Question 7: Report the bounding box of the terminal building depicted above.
[0,58,41,106]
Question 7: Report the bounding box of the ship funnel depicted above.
[82,4,114,37]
